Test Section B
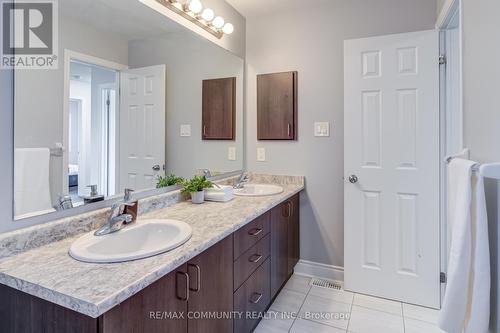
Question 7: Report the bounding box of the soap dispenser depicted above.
[123,188,138,223]
[83,185,105,204]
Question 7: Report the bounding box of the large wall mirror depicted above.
[14,0,244,220]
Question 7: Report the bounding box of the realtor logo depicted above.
[1,0,58,69]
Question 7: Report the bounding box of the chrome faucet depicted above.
[234,172,249,189]
[94,190,137,236]
[202,169,212,178]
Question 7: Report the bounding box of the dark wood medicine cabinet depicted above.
[257,71,298,140]
[202,77,236,140]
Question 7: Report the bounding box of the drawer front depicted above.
[234,259,271,333]
[234,234,270,291]
[234,212,270,260]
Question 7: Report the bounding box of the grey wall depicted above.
[128,33,244,178]
[245,0,437,268]
[462,0,500,330]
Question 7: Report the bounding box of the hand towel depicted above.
[14,148,54,217]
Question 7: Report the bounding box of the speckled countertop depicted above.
[0,176,304,318]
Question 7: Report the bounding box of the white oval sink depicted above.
[234,184,284,197]
[69,219,192,263]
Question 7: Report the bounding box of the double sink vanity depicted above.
[0,174,304,333]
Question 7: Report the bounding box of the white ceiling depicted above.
[226,0,330,18]
[61,0,183,40]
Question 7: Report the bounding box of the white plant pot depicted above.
[191,191,205,204]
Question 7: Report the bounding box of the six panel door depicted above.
[344,30,440,308]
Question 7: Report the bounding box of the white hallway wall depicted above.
[245,0,437,269]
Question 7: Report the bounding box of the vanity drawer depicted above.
[234,258,271,333]
[234,212,270,260]
[234,234,270,291]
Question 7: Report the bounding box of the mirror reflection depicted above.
[14,0,243,219]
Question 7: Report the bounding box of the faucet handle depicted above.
[124,188,134,202]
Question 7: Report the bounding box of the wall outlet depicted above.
[180,124,191,137]
[314,122,330,137]
[257,147,266,162]
[228,147,236,161]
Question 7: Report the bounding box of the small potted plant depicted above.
[156,174,184,189]
[181,175,213,204]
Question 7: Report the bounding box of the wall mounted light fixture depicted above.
[158,0,234,39]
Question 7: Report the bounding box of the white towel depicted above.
[439,158,490,333]
[204,186,234,202]
[14,148,54,217]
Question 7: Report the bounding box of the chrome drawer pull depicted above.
[248,254,263,263]
[248,228,263,236]
[249,292,263,304]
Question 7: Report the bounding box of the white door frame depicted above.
[437,0,464,303]
[62,50,127,195]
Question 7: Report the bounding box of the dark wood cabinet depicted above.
[257,71,297,140]
[202,77,236,140]
[188,235,234,333]
[100,264,188,333]
[234,259,271,333]
[270,193,300,298]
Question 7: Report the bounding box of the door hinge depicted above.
[439,55,447,65]
[440,272,447,283]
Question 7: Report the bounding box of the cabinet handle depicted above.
[176,271,190,301]
[249,292,263,304]
[203,125,207,136]
[248,254,263,263]
[188,264,201,292]
[287,123,291,138]
[248,228,263,236]
[287,201,293,218]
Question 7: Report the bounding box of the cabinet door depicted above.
[202,77,236,140]
[270,202,289,298]
[187,235,234,333]
[257,71,297,140]
[288,194,300,275]
[100,264,188,333]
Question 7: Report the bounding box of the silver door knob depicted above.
[348,175,359,184]
[152,165,161,171]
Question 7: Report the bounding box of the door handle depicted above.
[176,271,189,301]
[348,175,359,184]
[152,164,161,171]
[188,264,201,292]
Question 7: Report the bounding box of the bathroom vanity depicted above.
[0,176,302,333]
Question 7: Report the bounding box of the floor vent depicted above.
[310,278,343,291]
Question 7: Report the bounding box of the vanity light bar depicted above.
[159,0,234,39]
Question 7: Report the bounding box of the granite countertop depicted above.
[0,178,304,318]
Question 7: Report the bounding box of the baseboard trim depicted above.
[294,260,344,282]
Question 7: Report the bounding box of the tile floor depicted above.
[254,275,446,333]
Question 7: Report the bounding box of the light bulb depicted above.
[212,16,225,29]
[188,0,203,14]
[201,8,215,22]
[222,23,234,34]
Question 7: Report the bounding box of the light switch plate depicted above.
[228,147,236,161]
[257,147,266,162]
[180,124,191,137]
[314,122,330,137]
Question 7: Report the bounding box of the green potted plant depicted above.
[156,174,184,189]
[181,175,213,204]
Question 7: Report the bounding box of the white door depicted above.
[344,30,440,308]
[119,65,166,192]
